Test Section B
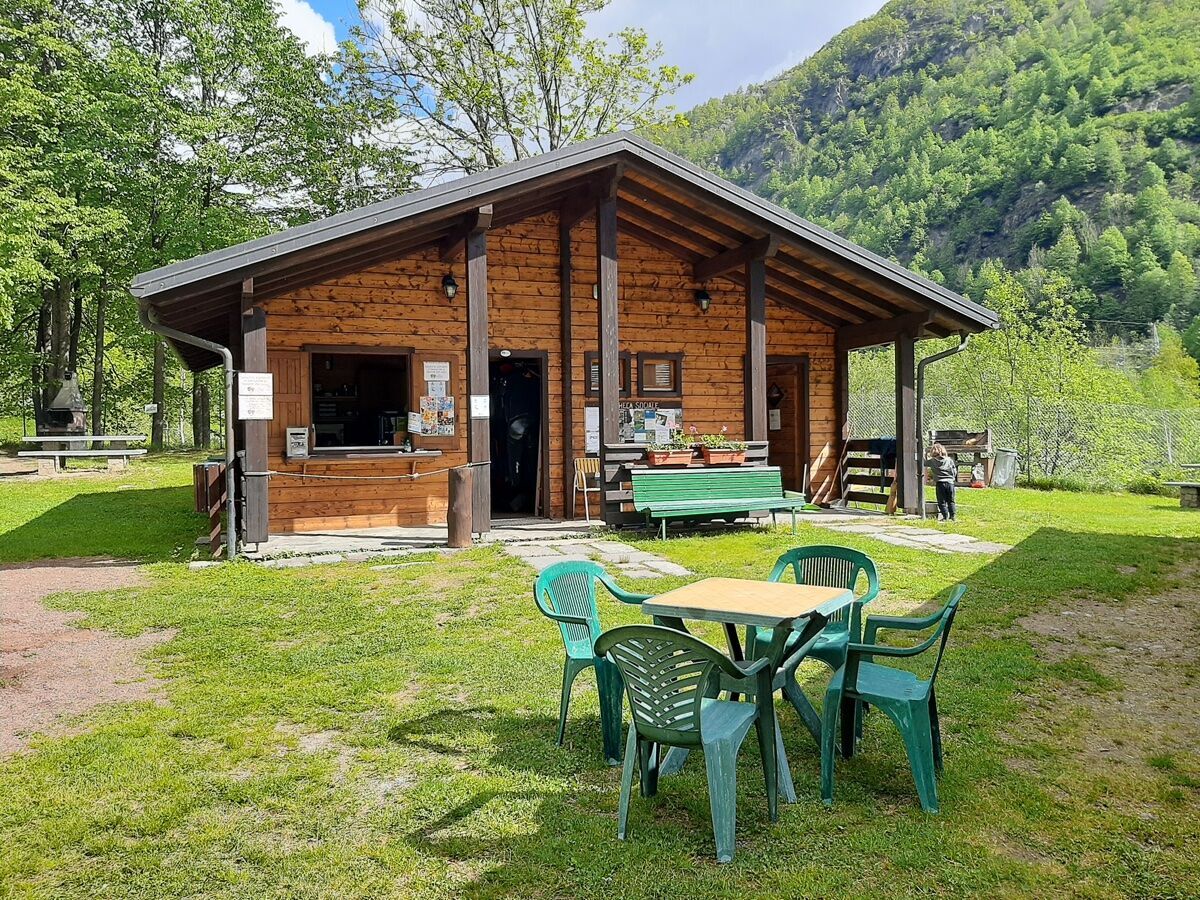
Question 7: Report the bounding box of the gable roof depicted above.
[133,132,997,368]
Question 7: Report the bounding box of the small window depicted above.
[310,350,409,447]
[584,351,631,397]
[636,353,683,398]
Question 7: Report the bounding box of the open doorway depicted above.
[489,352,548,518]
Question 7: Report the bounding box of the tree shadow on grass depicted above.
[377,525,1200,896]
[0,487,205,564]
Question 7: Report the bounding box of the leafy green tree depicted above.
[348,0,692,177]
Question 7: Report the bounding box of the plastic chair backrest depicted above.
[534,560,604,656]
[574,457,600,488]
[595,625,739,747]
[927,584,967,687]
[769,545,880,628]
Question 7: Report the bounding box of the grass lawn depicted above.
[1,459,1198,897]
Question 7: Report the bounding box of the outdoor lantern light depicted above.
[441,273,458,300]
[695,289,712,313]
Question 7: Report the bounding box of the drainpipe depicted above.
[916,332,970,519]
[138,302,238,559]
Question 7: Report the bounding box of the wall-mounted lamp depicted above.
[441,273,458,300]
[592,283,600,300]
[695,289,712,313]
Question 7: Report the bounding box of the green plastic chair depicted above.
[820,584,966,813]
[533,560,650,762]
[594,624,779,864]
[748,546,880,739]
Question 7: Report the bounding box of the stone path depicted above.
[807,514,1010,554]
[502,538,691,578]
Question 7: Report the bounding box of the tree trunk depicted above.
[33,294,52,430]
[192,375,211,449]
[68,277,82,375]
[151,340,166,450]
[49,276,71,387]
[91,288,107,445]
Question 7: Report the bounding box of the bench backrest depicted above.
[631,466,784,503]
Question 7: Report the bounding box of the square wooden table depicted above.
[642,577,854,799]
[642,577,852,633]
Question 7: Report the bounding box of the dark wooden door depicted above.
[766,359,809,494]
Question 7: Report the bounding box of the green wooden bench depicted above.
[631,466,807,539]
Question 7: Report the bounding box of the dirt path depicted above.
[0,558,173,755]
[1017,561,1200,769]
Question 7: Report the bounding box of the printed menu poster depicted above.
[420,396,455,436]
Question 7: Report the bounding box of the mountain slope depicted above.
[653,0,1200,334]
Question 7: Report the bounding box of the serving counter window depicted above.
[311,351,409,447]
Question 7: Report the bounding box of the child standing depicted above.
[926,443,958,522]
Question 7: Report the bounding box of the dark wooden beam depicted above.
[240,301,269,545]
[559,202,576,518]
[775,249,914,317]
[439,204,494,262]
[466,219,491,534]
[744,256,768,441]
[560,181,599,231]
[763,270,863,325]
[616,201,727,256]
[596,182,620,526]
[616,215,704,262]
[696,234,779,283]
[620,176,752,244]
[895,329,919,514]
[836,311,933,353]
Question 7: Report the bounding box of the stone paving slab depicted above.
[498,537,692,579]
[806,516,1010,555]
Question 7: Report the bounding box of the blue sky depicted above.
[277,0,890,110]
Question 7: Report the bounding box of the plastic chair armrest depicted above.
[848,635,938,659]
[599,574,651,605]
[533,590,593,628]
[862,609,943,644]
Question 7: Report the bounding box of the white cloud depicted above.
[586,0,890,110]
[276,0,338,56]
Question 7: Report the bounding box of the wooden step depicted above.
[843,490,889,505]
[844,473,894,488]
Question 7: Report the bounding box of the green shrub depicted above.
[1018,474,1096,493]
[1127,468,1184,496]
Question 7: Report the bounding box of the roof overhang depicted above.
[133,132,997,369]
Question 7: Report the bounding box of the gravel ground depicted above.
[0,558,173,754]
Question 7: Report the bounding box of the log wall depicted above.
[261,211,839,532]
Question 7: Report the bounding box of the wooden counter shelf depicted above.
[284,449,443,478]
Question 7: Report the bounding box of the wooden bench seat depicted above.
[18,448,147,475]
[631,466,807,538]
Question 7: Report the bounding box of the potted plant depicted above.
[697,426,748,465]
[646,432,695,466]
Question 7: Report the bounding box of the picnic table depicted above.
[19,434,148,474]
[640,577,853,802]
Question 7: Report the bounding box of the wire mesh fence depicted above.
[850,391,1200,485]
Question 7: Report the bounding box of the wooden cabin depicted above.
[132,134,997,542]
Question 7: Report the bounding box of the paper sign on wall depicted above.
[423,361,451,382]
[470,395,490,418]
[237,372,273,420]
[407,411,424,435]
[426,380,447,398]
[768,409,782,431]
[584,406,600,454]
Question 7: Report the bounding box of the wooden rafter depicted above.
[439,204,494,262]
[694,234,779,282]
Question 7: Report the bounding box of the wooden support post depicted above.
[240,283,269,544]
[744,255,768,442]
[448,466,473,547]
[465,212,491,534]
[596,181,620,524]
[559,204,575,518]
[894,329,919,514]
